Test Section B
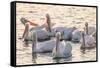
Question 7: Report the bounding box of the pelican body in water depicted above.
[20,14,78,43]
[32,31,56,53]
[32,31,72,59]
[52,32,72,58]
[80,23,96,50]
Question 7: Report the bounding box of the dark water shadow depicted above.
[53,56,72,63]
[32,52,37,64]
[80,46,96,54]
[22,40,30,47]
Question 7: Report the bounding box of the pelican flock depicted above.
[32,31,72,58]
[20,13,96,61]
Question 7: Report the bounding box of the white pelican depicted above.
[80,22,96,50]
[52,32,72,58]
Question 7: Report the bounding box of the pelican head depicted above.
[46,14,50,18]
[85,22,88,27]
[72,27,77,31]
[20,17,29,25]
[45,13,51,32]
[46,13,51,25]
[55,32,62,41]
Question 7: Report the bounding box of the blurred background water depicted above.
[16,3,96,65]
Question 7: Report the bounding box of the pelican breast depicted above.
[85,26,96,35]
[80,35,95,48]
